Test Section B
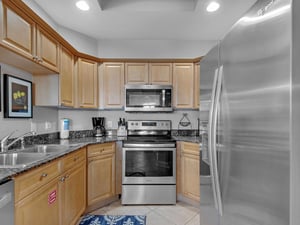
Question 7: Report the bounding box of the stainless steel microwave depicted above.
[125,84,173,112]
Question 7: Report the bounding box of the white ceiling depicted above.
[32,0,257,41]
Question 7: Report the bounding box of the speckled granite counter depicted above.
[0,136,126,183]
[0,134,201,183]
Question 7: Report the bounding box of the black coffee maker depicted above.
[92,117,105,137]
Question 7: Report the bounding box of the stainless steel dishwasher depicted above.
[0,180,14,225]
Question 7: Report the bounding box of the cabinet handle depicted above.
[41,173,48,178]
[33,56,38,61]
[60,177,65,182]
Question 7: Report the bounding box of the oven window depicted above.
[125,151,173,177]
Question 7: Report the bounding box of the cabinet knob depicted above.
[41,173,48,178]
[60,177,65,182]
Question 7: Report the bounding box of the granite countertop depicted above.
[0,135,200,183]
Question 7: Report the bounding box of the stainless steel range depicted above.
[122,120,176,205]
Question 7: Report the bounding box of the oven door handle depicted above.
[123,143,176,148]
[122,147,176,151]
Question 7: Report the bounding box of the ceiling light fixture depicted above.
[206,1,220,12]
[76,0,90,11]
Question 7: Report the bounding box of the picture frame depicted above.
[3,74,32,118]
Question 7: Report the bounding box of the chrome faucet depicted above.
[0,131,36,152]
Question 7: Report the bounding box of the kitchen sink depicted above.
[0,152,49,168]
[21,144,81,154]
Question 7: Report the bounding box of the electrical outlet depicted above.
[45,122,51,130]
[107,121,113,128]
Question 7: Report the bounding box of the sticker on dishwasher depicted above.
[48,190,57,205]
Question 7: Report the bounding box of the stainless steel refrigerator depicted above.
[200,0,300,224]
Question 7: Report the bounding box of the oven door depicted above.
[122,147,176,185]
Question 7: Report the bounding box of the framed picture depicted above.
[4,74,32,118]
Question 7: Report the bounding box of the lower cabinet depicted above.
[14,147,86,225]
[60,160,86,225]
[87,142,116,208]
[178,142,200,203]
[15,178,60,225]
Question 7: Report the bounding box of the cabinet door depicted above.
[181,142,200,202]
[149,63,172,85]
[125,62,148,84]
[194,63,200,109]
[1,3,35,59]
[173,63,194,108]
[36,26,59,72]
[87,153,115,206]
[60,162,86,225]
[102,62,124,108]
[60,46,75,107]
[77,58,98,108]
[15,178,60,225]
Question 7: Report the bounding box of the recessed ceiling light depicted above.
[206,1,220,12]
[76,0,90,11]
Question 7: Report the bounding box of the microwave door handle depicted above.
[208,67,219,210]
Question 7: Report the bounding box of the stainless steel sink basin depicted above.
[21,144,81,154]
[0,152,48,168]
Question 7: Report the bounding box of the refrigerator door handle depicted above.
[212,65,224,216]
[208,68,219,210]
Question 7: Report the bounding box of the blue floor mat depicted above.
[79,214,146,225]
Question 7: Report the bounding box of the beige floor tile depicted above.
[185,214,200,225]
[146,211,176,225]
[154,204,198,225]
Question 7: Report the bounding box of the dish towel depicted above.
[79,214,146,225]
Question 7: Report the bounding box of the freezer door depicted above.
[219,0,291,225]
[200,43,220,225]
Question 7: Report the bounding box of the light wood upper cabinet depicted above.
[0,2,35,59]
[125,62,149,84]
[77,57,98,108]
[60,46,75,107]
[0,2,59,73]
[149,63,172,85]
[101,62,125,109]
[180,142,200,202]
[194,63,200,109]
[36,25,59,72]
[173,63,194,108]
[87,143,116,207]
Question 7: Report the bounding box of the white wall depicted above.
[58,109,199,131]
[0,64,59,138]
[56,26,99,57]
[97,39,216,58]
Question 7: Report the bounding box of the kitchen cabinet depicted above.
[194,62,200,109]
[125,62,172,85]
[77,57,98,108]
[15,159,61,225]
[125,62,148,84]
[101,62,125,109]
[173,63,194,108]
[60,149,86,225]
[180,142,200,202]
[87,142,116,208]
[60,46,75,107]
[0,1,59,73]
[149,63,172,84]
[15,177,60,225]
[15,148,86,225]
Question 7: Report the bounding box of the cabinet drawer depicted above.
[87,142,115,158]
[181,142,200,156]
[62,147,86,172]
[15,159,61,202]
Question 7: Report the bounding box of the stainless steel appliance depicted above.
[200,0,300,224]
[92,117,105,137]
[122,120,176,205]
[0,180,14,225]
[125,84,173,112]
